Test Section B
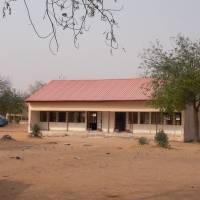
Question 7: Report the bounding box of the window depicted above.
[164,113,173,125]
[58,112,66,122]
[151,112,163,124]
[140,112,150,124]
[40,112,47,122]
[49,112,57,122]
[128,112,138,124]
[175,112,182,125]
[68,112,85,123]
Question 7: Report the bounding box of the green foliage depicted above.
[141,35,200,111]
[141,35,200,141]
[0,76,25,116]
[31,124,41,137]
[15,117,20,124]
[0,76,10,93]
[154,130,169,148]
[138,137,149,145]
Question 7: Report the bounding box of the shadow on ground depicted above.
[0,179,30,200]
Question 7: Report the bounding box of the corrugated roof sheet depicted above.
[26,78,152,102]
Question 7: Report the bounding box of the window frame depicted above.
[140,112,150,124]
[58,112,66,122]
[164,113,174,125]
[151,112,163,125]
[128,112,138,124]
[40,111,48,122]
[175,112,182,125]
[68,112,85,123]
[49,111,57,122]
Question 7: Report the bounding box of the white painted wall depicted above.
[102,111,115,132]
[39,122,48,130]
[110,112,115,132]
[97,112,102,130]
[132,124,183,135]
[28,102,185,140]
[68,123,86,131]
[101,112,108,132]
[49,122,67,131]
[29,111,40,132]
[30,110,183,137]
[39,122,86,132]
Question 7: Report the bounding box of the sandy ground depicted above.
[0,124,200,200]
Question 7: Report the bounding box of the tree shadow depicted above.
[0,179,30,200]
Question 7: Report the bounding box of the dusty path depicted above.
[0,124,200,200]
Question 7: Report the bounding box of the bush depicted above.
[138,137,149,145]
[15,118,20,124]
[31,124,41,137]
[154,130,169,148]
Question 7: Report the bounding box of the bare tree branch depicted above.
[2,0,122,54]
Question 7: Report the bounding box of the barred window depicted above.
[151,112,163,124]
[68,112,85,123]
[140,112,150,124]
[128,112,138,124]
[40,112,47,122]
[49,112,57,122]
[58,112,66,122]
[164,113,173,125]
[175,112,182,125]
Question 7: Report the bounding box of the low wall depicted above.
[39,122,86,132]
[132,124,183,135]
[39,121,183,140]
[41,130,183,141]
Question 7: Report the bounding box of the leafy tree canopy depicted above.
[0,77,25,117]
[141,35,200,141]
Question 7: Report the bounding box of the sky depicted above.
[1,0,200,91]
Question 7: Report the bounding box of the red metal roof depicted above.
[26,78,152,102]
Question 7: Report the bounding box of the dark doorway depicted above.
[87,112,97,131]
[115,112,126,132]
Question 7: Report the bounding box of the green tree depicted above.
[141,35,200,142]
[0,76,10,95]
[0,77,25,117]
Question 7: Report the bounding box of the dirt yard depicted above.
[0,124,200,200]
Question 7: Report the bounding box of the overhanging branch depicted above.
[2,0,122,54]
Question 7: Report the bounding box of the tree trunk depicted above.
[193,106,200,142]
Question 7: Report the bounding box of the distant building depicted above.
[26,78,194,141]
[6,113,28,124]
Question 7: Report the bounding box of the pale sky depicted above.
[1,0,200,91]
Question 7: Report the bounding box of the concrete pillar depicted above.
[47,111,50,131]
[138,112,140,124]
[28,105,31,133]
[85,111,88,131]
[108,111,110,133]
[66,112,69,131]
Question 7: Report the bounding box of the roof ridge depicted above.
[51,77,149,82]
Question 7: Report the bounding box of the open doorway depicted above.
[87,112,97,131]
[115,112,126,132]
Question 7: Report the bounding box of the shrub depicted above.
[138,137,149,145]
[15,118,20,124]
[31,124,41,137]
[154,130,169,148]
